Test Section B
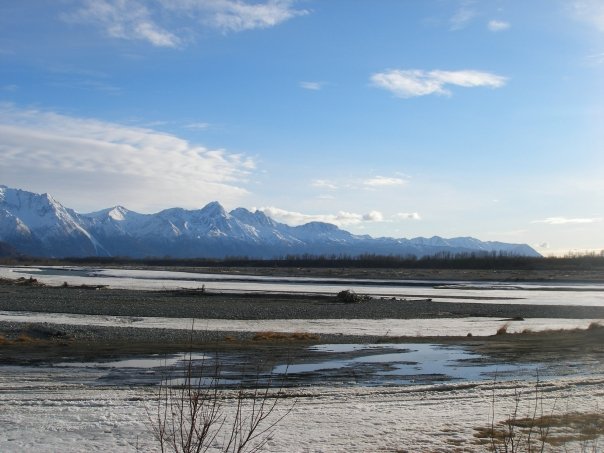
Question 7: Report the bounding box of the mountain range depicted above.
[0,186,540,259]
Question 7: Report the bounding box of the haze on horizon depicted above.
[0,0,602,256]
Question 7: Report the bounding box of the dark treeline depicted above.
[2,250,604,271]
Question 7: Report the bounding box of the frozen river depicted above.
[1,265,604,451]
[2,265,603,306]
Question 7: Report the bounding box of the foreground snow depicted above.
[1,366,602,452]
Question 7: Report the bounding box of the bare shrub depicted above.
[474,379,554,452]
[149,353,292,453]
[475,378,603,452]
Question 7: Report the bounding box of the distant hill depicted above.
[0,185,541,259]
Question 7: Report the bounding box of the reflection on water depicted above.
[273,344,532,385]
[55,352,208,369]
[27,342,602,388]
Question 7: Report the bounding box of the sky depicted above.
[0,0,603,256]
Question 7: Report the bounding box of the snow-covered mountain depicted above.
[0,186,541,258]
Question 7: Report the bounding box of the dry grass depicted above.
[0,331,73,346]
[16,333,38,344]
[475,412,604,449]
[0,334,34,346]
[252,331,320,342]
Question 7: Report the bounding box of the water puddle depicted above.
[55,352,208,369]
[30,343,595,388]
[273,344,534,385]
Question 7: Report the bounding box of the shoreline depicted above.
[1,277,603,366]
[5,263,604,283]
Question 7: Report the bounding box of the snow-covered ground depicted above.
[1,366,602,452]
[2,265,604,306]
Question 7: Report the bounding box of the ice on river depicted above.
[2,265,603,306]
[1,310,602,337]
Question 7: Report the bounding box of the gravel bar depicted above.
[2,285,604,320]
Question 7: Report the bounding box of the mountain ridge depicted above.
[0,186,541,259]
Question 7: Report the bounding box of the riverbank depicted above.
[1,279,603,365]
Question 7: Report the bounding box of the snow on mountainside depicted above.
[0,186,542,258]
[0,186,107,256]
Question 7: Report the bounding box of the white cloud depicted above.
[184,122,211,130]
[450,0,477,31]
[257,208,421,227]
[64,0,181,47]
[64,0,307,47]
[363,176,408,188]
[187,0,309,33]
[394,212,421,221]
[311,179,338,190]
[311,175,410,191]
[371,69,506,98]
[532,217,602,225]
[300,81,323,91]
[363,211,384,222]
[586,52,604,65]
[571,0,604,32]
[258,207,384,227]
[0,104,254,212]
[487,20,510,32]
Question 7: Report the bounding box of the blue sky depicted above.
[1,0,602,255]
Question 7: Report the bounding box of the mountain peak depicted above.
[200,201,227,217]
[0,186,542,258]
[108,206,129,221]
[230,207,274,227]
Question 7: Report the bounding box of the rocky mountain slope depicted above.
[0,186,540,258]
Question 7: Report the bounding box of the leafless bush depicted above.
[475,378,603,452]
[149,353,292,453]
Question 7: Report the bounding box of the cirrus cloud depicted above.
[371,69,507,98]
[450,0,477,31]
[0,104,254,212]
[64,0,308,47]
[189,0,308,33]
[299,81,324,91]
[363,176,408,188]
[571,0,604,33]
[63,0,181,48]
[487,20,510,32]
